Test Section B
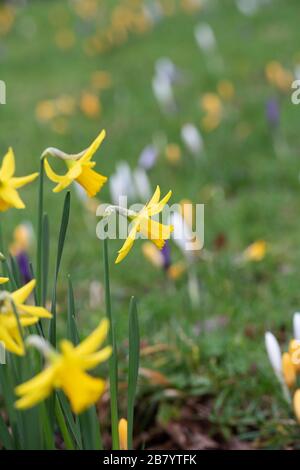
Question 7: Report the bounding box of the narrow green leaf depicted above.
[49,191,71,346]
[42,213,50,306]
[127,297,140,450]
[79,407,102,450]
[55,397,75,450]
[67,276,80,345]
[103,238,119,449]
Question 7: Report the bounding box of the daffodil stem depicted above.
[55,397,75,450]
[103,238,119,450]
[36,159,44,306]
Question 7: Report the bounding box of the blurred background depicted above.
[1,0,300,449]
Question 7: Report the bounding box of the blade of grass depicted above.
[55,397,75,450]
[127,297,140,450]
[49,191,71,346]
[103,238,119,449]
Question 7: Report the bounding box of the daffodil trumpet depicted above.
[43,129,108,197]
[15,319,112,414]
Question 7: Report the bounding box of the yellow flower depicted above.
[0,277,9,284]
[282,352,296,388]
[0,313,38,356]
[294,389,300,423]
[243,240,267,262]
[115,186,173,264]
[0,148,38,212]
[15,319,112,414]
[44,130,107,197]
[118,418,128,450]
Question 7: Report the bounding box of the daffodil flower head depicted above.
[0,148,39,212]
[15,319,112,414]
[109,185,173,264]
[0,279,52,356]
[43,130,107,197]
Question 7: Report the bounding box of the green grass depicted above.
[1,0,300,448]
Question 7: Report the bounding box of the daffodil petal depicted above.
[0,277,9,284]
[0,147,15,180]
[147,190,172,216]
[10,173,39,189]
[80,129,106,163]
[75,319,109,356]
[18,304,52,319]
[115,223,139,264]
[44,159,65,183]
[81,346,112,370]
[11,279,36,304]
[0,324,24,356]
[0,186,25,209]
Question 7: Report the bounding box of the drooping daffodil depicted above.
[43,129,107,197]
[0,148,39,211]
[104,186,173,264]
[15,319,111,414]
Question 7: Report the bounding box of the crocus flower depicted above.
[266,98,280,129]
[138,145,158,170]
[43,130,107,197]
[0,148,38,211]
[243,240,267,262]
[181,123,204,157]
[15,319,112,414]
[118,418,128,450]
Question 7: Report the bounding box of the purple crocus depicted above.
[266,98,280,129]
[16,251,32,284]
[138,145,158,170]
[161,241,171,270]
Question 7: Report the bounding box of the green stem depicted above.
[103,238,119,450]
[55,397,75,450]
[36,159,44,306]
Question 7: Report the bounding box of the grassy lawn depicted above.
[1,0,300,448]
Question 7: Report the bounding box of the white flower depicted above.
[181,123,204,156]
[293,312,300,341]
[265,331,282,382]
[194,23,216,54]
[132,168,152,202]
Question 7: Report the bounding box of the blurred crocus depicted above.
[194,23,216,54]
[266,98,280,129]
[132,167,152,202]
[265,332,283,383]
[138,145,158,170]
[155,57,181,85]
[152,72,176,114]
[10,223,33,284]
[181,123,204,158]
[109,162,135,205]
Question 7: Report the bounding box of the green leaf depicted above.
[0,405,14,449]
[103,238,119,449]
[127,297,140,450]
[49,191,71,346]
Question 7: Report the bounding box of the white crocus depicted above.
[265,331,291,402]
[293,312,300,341]
[181,123,204,158]
[133,168,152,202]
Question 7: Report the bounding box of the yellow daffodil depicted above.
[112,186,173,264]
[0,148,38,212]
[0,313,38,356]
[15,319,112,414]
[118,418,128,450]
[44,129,107,197]
[0,276,8,284]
